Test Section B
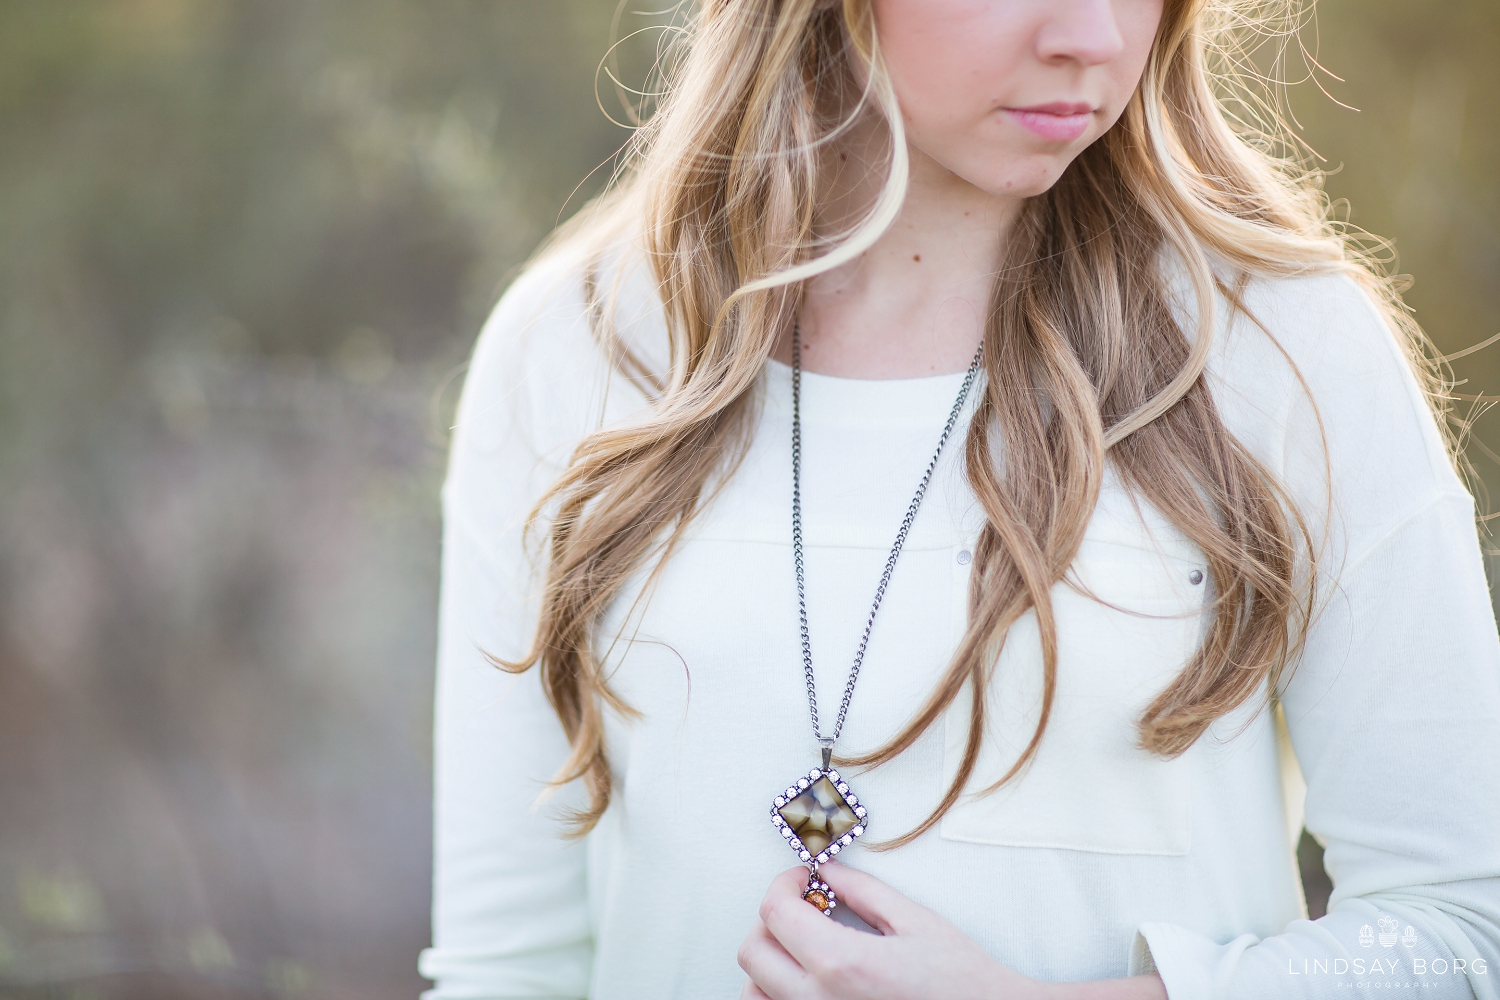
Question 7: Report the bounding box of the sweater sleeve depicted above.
[1131,493,1500,999]
[417,247,659,999]
[1128,274,1500,998]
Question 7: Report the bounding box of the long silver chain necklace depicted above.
[768,320,984,914]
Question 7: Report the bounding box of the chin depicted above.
[930,139,1077,200]
[966,160,1072,200]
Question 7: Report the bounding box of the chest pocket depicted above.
[939,487,1209,855]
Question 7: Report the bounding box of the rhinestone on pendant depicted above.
[769,765,867,870]
[802,874,837,915]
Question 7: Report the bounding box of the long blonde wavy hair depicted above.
[499,0,1450,847]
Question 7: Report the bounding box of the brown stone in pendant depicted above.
[803,889,830,911]
[777,777,859,856]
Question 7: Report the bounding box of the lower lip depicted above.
[1004,109,1093,142]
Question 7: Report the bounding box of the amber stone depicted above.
[803,889,830,911]
[778,776,859,855]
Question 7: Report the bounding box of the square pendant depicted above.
[769,765,868,866]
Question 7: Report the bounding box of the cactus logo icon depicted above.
[1403,925,1418,948]
[1378,915,1400,947]
[1359,925,1374,948]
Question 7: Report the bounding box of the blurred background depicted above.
[0,2,1494,998]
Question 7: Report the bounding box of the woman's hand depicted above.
[736,862,1037,999]
[736,863,1168,1000]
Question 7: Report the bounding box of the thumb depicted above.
[816,861,921,936]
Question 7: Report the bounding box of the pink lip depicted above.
[1003,102,1096,142]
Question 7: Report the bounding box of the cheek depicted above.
[873,0,1032,125]
[869,0,1166,196]
[1110,0,1165,105]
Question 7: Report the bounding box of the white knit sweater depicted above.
[419,242,1500,999]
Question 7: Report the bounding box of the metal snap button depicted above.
[957,550,972,566]
[1188,569,1204,585]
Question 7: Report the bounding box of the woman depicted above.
[419,1,1500,997]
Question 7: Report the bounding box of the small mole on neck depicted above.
[912,254,921,262]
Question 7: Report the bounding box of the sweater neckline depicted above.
[761,356,984,428]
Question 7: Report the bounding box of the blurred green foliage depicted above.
[1287,4,1499,355]
[0,2,1492,998]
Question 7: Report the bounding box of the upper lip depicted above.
[1004,102,1096,116]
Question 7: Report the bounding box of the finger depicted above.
[759,865,862,969]
[816,860,921,936]
[737,917,811,1000]
[738,978,772,1000]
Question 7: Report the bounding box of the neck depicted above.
[773,116,1023,379]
